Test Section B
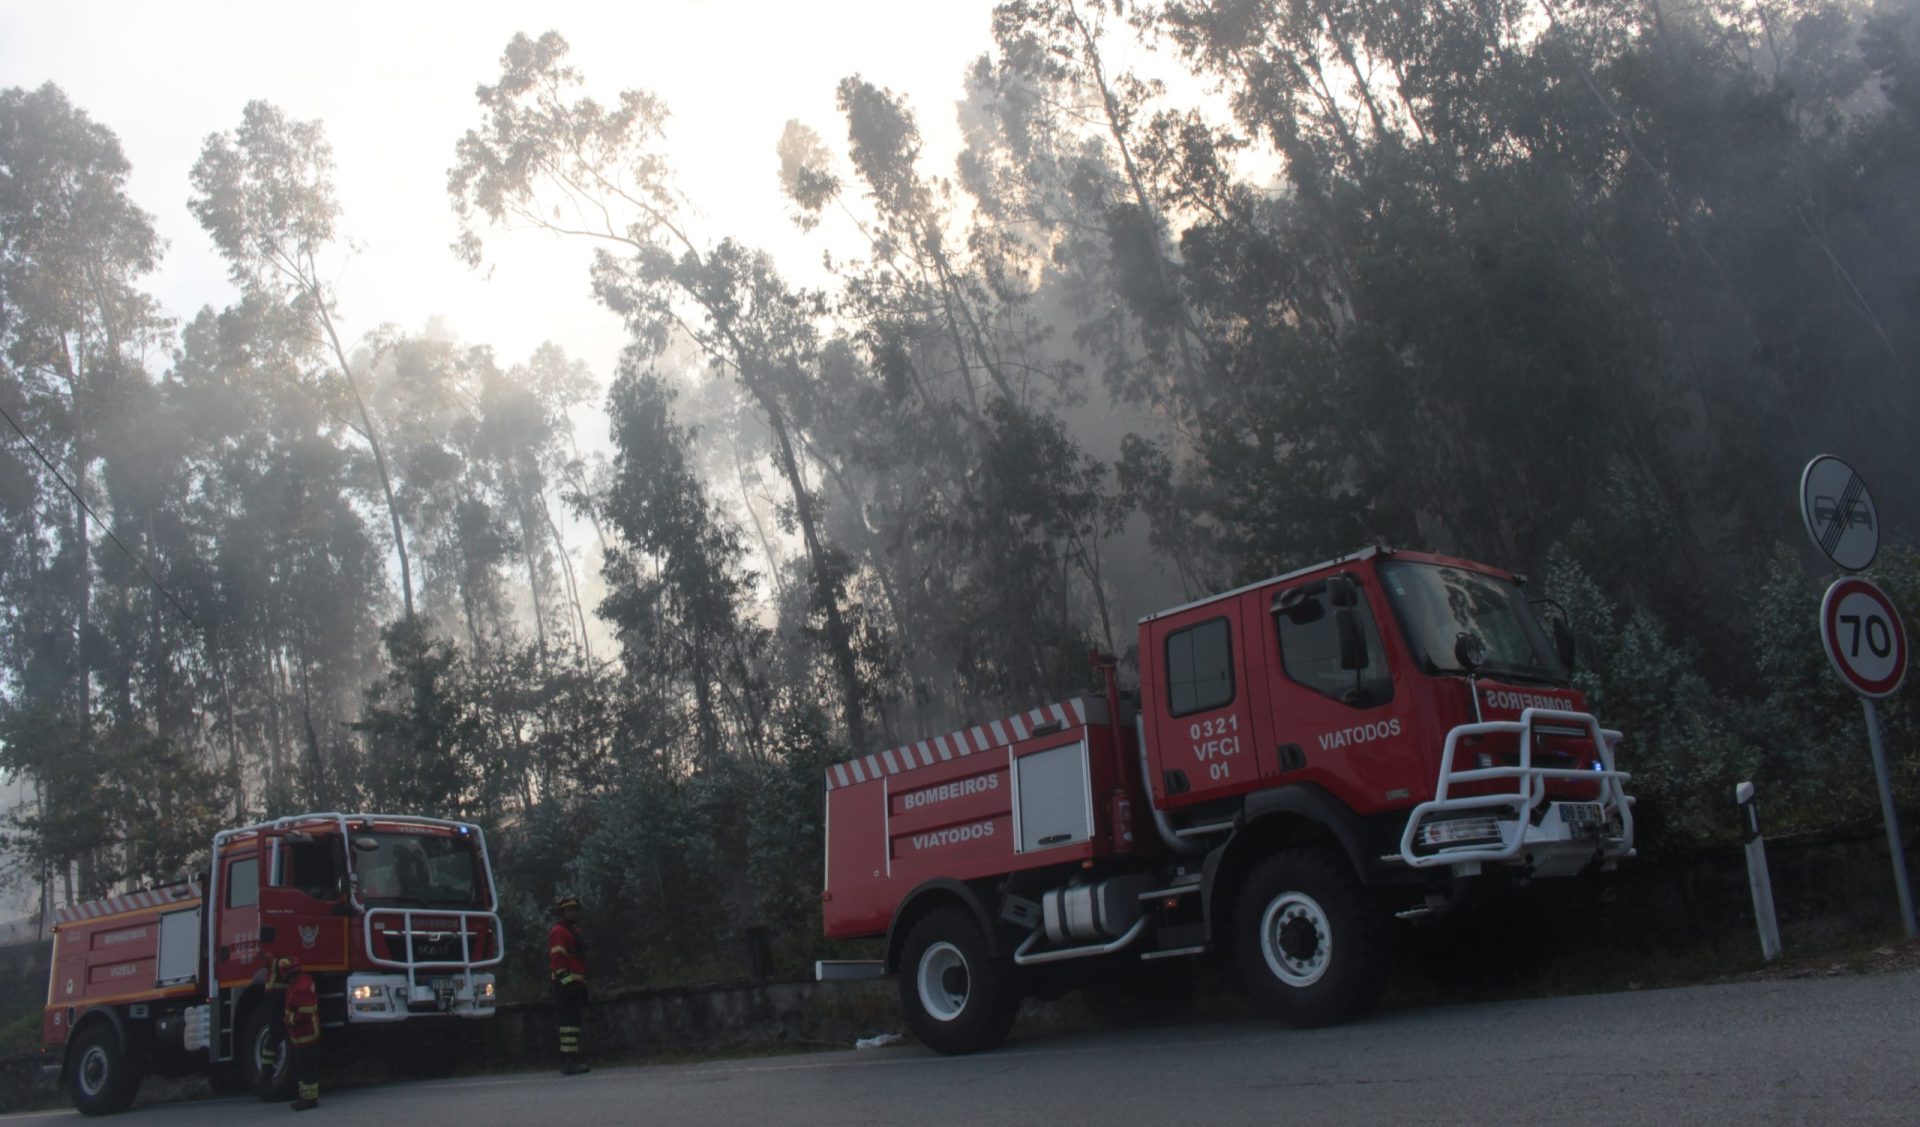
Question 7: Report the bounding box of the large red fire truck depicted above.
[43,813,503,1115]
[819,546,1635,1052]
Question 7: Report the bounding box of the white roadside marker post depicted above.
[1736,781,1781,961]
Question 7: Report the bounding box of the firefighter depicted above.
[548,894,590,1075]
[280,955,322,1111]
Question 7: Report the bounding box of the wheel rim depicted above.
[916,941,971,1022]
[1259,890,1332,987]
[77,1044,109,1097]
[253,1025,286,1085]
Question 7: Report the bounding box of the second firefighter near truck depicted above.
[549,895,590,1074]
[280,956,322,1111]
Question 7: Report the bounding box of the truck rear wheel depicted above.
[1235,847,1387,1027]
[68,1022,141,1116]
[240,1004,294,1101]
[897,908,1019,1054]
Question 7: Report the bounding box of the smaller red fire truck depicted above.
[43,812,503,1115]
[819,546,1635,1052]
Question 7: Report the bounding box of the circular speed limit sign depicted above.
[1820,576,1908,698]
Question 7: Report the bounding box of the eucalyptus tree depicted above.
[449,31,870,753]
[190,101,418,620]
[371,335,519,653]
[166,298,388,813]
[974,0,1222,408]
[0,83,170,901]
[598,363,770,771]
[780,78,1131,722]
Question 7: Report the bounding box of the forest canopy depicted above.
[2,0,1918,987]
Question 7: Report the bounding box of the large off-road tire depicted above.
[240,1004,294,1101]
[68,1022,142,1117]
[897,908,1020,1054]
[1235,847,1388,1027]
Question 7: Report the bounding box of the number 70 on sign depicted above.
[1820,577,1907,700]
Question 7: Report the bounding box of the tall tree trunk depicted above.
[756,389,868,754]
[315,300,414,620]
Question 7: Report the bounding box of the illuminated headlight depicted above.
[351,984,377,1001]
[481,982,494,999]
[1418,815,1502,848]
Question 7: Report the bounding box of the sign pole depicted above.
[1860,698,1917,937]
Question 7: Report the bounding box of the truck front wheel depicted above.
[68,1022,141,1116]
[897,908,1019,1054]
[1235,848,1387,1027]
[240,1004,294,1101]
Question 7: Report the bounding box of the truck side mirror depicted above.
[1327,575,1359,608]
[1552,616,1576,670]
[1336,609,1367,670]
[1454,632,1486,672]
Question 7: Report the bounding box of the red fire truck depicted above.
[819,546,1635,1052]
[43,812,503,1115]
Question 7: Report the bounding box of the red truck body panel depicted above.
[823,698,1139,939]
[45,885,204,1049]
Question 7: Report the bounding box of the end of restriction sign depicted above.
[1800,455,1880,572]
[1819,576,1908,699]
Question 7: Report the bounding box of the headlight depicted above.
[1417,815,1502,848]
[481,982,495,998]
[351,984,376,1001]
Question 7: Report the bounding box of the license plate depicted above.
[1560,803,1603,832]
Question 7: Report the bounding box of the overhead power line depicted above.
[0,397,199,631]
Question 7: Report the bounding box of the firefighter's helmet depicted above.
[274,955,300,977]
[553,894,582,916]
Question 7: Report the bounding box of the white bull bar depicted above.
[362,907,504,1001]
[1398,707,1635,871]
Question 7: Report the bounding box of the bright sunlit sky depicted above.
[0,0,1010,378]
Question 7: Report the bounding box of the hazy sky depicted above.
[0,0,1022,916]
[0,0,1001,378]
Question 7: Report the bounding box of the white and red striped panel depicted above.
[824,697,1107,791]
[53,882,201,925]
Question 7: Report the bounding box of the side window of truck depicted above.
[227,857,258,908]
[277,840,341,899]
[1166,617,1233,716]
[1275,592,1394,707]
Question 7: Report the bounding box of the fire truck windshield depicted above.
[1378,560,1568,685]
[351,832,486,907]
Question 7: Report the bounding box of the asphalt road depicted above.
[10,970,1917,1125]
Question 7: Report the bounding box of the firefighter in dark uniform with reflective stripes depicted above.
[549,895,590,1074]
[281,955,322,1111]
